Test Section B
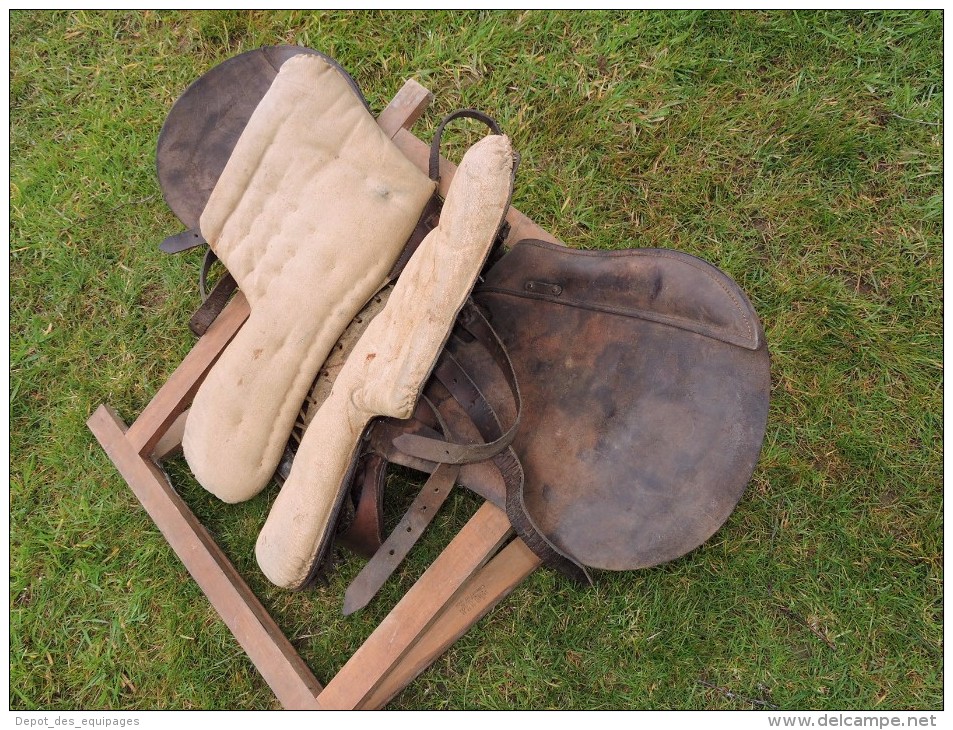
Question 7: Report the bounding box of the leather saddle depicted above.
[157,46,770,612]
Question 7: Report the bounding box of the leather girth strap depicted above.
[337,300,590,612]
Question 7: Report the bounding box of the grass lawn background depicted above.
[9,10,942,710]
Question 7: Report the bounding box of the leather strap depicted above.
[428,358,592,586]
[335,453,388,559]
[340,297,591,608]
[198,248,219,302]
[428,109,502,182]
[426,360,590,585]
[341,311,517,612]
[160,227,207,254]
[385,193,442,283]
[189,269,237,336]
[427,109,517,270]
[340,394,458,610]
[337,396,450,554]
[502,450,592,586]
[342,462,460,615]
[392,302,521,465]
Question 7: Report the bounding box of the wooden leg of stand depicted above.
[317,502,513,709]
[88,405,324,710]
[377,78,432,138]
[152,409,188,461]
[125,293,250,456]
[364,537,542,710]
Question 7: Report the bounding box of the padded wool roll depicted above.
[182,54,435,502]
[256,134,515,589]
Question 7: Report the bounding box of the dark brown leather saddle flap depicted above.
[462,239,771,571]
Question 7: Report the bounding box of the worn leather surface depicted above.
[468,239,771,571]
[156,45,364,229]
[336,239,770,581]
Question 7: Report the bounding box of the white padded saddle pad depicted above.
[182,54,435,502]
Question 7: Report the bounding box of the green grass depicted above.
[10,9,942,710]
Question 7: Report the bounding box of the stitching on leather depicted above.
[515,239,756,346]
[480,286,754,349]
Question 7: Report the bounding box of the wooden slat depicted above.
[391,127,563,246]
[88,405,324,710]
[152,409,188,461]
[376,78,433,138]
[125,293,250,456]
[317,502,514,709]
[364,538,542,710]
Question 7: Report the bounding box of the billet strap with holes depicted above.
[342,459,460,614]
[160,227,207,253]
[341,303,525,613]
[188,250,236,336]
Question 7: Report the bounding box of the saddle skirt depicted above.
[470,239,770,571]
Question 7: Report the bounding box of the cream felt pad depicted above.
[256,134,515,589]
[182,54,435,502]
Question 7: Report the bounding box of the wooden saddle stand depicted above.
[89,77,585,711]
[87,52,769,709]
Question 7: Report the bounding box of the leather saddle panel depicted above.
[472,239,770,571]
[156,45,362,229]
